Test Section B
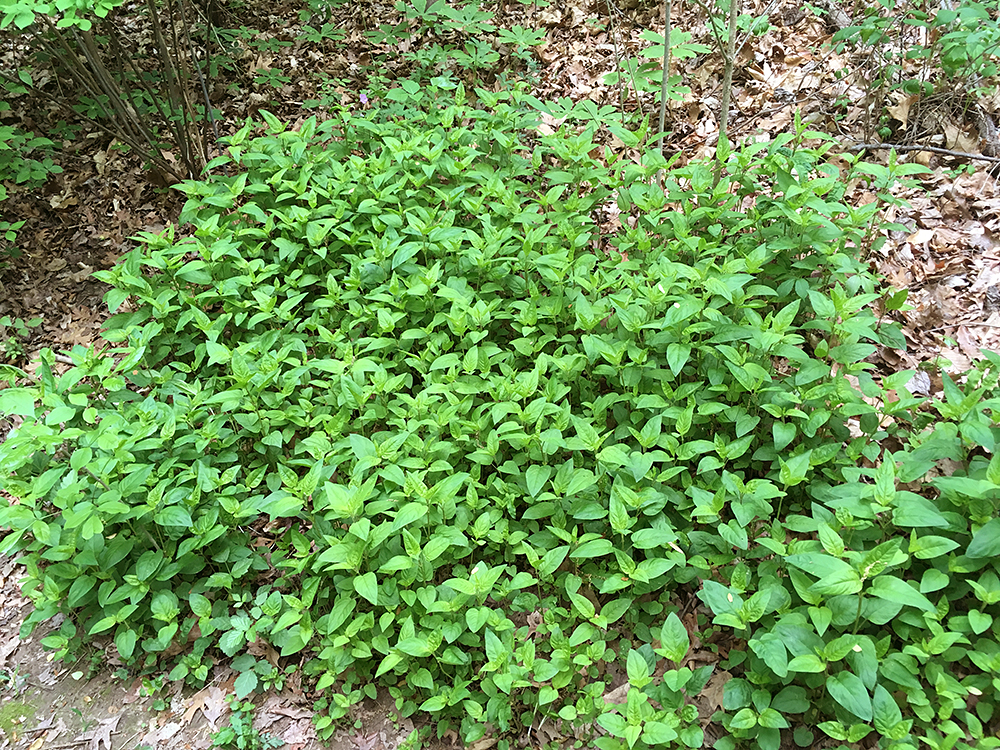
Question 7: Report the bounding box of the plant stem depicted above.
[713,0,739,187]
[657,0,673,156]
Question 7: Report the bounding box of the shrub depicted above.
[0,82,63,266]
[2,79,998,749]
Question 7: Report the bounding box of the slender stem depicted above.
[657,0,673,156]
[713,0,739,187]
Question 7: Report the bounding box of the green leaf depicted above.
[909,533,959,559]
[569,591,596,619]
[642,721,678,744]
[135,550,163,581]
[155,506,193,527]
[190,593,212,619]
[526,465,552,497]
[538,546,569,577]
[698,580,741,615]
[892,493,949,527]
[722,679,752,710]
[919,568,949,593]
[872,684,902,735]
[830,343,876,363]
[968,609,992,634]
[658,612,689,663]
[218,629,245,656]
[626,649,650,686]
[757,708,789,729]
[571,538,613,559]
[817,721,847,741]
[749,633,787,678]
[396,636,434,657]
[817,522,845,557]
[600,597,633,626]
[115,628,137,660]
[631,527,678,549]
[466,607,490,632]
[787,654,826,672]
[419,694,448,712]
[785,552,854,580]
[770,686,809,714]
[826,671,872,721]
[730,708,757,729]
[810,567,862,596]
[666,343,690,376]
[0,387,35,417]
[808,605,832,636]
[205,340,231,365]
[868,575,936,612]
[353,572,378,605]
[778,451,811,486]
[376,652,403,678]
[967,517,1000,558]
[349,433,377,460]
[234,670,258,699]
[773,422,796,452]
[597,712,627,736]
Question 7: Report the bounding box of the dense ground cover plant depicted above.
[1,76,999,750]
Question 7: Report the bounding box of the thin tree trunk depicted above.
[713,0,739,187]
[656,0,672,156]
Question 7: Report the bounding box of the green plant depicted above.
[833,0,1000,132]
[594,614,707,749]
[300,21,345,46]
[229,653,297,698]
[211,698,282,750]
[3,75,999,750]
[0,76,62,265]
[252,68,291,90]
[397,727,428,749]
[0,315,42,363]
[0,666,24,693]
[603,28,708,103]
[1,0,219,180]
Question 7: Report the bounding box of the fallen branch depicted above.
[848,142,1000,163]
[926,322,1000,333]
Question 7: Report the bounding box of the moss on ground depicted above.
[0,699,37,735]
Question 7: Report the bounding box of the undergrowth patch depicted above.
[2,79,999,750]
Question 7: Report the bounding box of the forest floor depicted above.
[3,0,1000,748]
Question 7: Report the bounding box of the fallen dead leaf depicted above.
[76,715,120,750]
[698,669,731,715]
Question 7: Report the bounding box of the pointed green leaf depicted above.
[869,575,936,612]
[967,517,1000,558]
[353,572,378,605]
[826,671,872,721]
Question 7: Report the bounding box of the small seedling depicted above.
[211,699,283,750]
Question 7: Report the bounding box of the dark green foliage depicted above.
[833,0,1000,96]
[1,79,999,750]
[0,75,63,265]
[211,698,283,750]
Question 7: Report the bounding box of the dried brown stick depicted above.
[848,143,1000,163]
[925,322,1000,333]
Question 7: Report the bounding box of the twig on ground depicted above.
[926,322,1000,332]
[848,143,1000,163]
